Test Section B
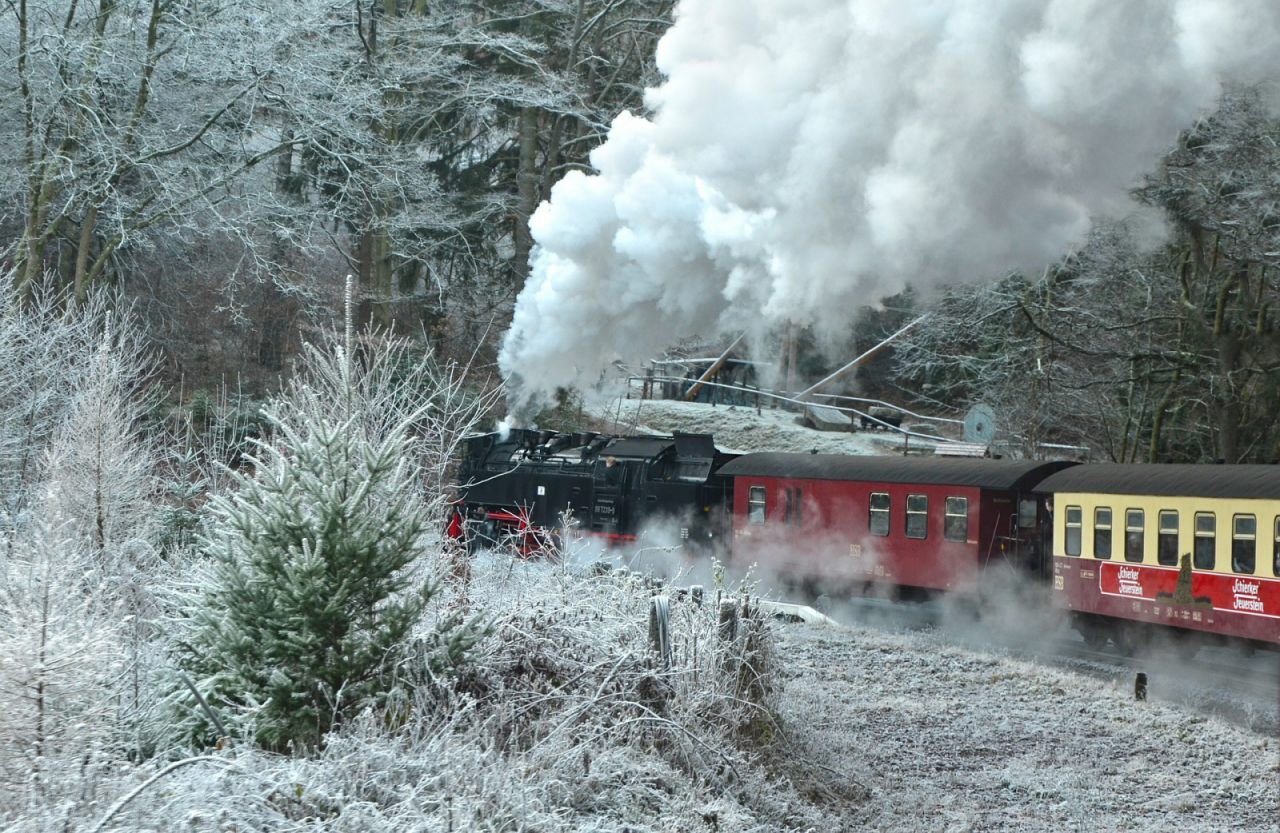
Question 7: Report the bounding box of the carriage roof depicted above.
[718,453,1072,491]
[1034,463,1280,499]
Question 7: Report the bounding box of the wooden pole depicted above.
[796,314,929,400]
[718,598,738,643]
[683,332,746,402]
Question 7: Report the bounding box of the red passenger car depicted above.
[718,453,1073,594]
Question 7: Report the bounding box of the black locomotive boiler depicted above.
[455,429,737,552]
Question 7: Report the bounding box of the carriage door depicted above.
[1016,493,1052,578]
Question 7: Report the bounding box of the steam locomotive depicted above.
[455,428,737,551]
[455,429,1280,650]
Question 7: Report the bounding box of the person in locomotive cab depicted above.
[604,455,621,486]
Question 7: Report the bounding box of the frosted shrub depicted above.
[178,409,481,750]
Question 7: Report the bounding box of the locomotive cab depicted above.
[589,454,632,534]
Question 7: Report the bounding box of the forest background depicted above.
[2,0,1279,461]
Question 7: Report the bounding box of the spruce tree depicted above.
[183,411,434,749]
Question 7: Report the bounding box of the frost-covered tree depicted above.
[0,280,165,800]
[3,0,675,386]
[2,0,298,303]
[894,223,1178,460]
[38,320,165,740]
[0,276,132,536]
[264,2,571,332]
[0,518,124,812]
[1136,86,1280,462]
[180,411,443,749]
[503,0,675,290]
[42,329,157,557]
[896,88,1280,463]
[272,303,500,502]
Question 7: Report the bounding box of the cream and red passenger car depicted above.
[1039,464,1280,648]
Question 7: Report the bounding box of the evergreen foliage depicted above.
[182,411,438,749]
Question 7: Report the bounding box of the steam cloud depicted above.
[500,0,1280,409]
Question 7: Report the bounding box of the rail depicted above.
[810,392,964,426]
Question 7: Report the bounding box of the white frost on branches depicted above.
[42,328,158,562]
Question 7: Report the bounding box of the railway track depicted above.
[765,588,1280,734]
[1043,638,1280,733]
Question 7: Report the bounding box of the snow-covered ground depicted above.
[588,397,1280,831]
[777,622,1278,832]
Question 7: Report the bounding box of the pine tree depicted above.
[182,411,436,750]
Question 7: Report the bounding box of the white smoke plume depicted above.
[500,0,1280,410]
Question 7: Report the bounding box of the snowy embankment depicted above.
[37,556,840,833]
[777,624,1277,832]
[597,397,897,455]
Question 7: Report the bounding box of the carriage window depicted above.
[1194,513,1216,570]
[1125,509,1145,563]
[1093,508,1112,560]
[1274,517,1280,578]
[944,497,968,542]
[1157,510,1179,567]
[869,492,890,537]
[788,488,804,526]
[747,487,767,525]
[1232,514,1256,574]
[1064,506,1082,556]
[783,488,793,524]
[906,494,928,539]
